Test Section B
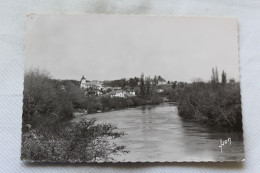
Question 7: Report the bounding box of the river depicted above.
[75,102,244,162]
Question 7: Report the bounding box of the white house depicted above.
[156,89,164,93]
[158,80,167,85]
[108,90,136,98]
[110,90,126,98]
[129,91,135,95]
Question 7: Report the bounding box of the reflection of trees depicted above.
[21,118,128,162]
[141,105,155,112]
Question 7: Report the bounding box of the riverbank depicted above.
[177,82,243,131]
[73,96,165,117]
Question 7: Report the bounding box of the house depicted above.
[129,91,135,95]
[125,92,136,97]
[109,90,136,98]
[110,90,126,98]
[156,89,164,93]
[80,75,103,96]
[158,79,167,85]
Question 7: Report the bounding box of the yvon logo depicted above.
[219,137,231,153]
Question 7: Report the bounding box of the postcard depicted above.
[22,14,244,162]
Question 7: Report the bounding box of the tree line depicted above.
[166,67,242,131]
[103,74,167,89]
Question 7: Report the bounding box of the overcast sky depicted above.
[25,15,239,82]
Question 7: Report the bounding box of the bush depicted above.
[150,94,163,105]
[21,119,128,162]
[23,69,74,132]
[62,81,86,109]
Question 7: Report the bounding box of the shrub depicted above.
[21,119,128,162]
[23,69,74,132]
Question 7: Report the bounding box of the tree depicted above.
[211,67,215,82]
[139,73,145,98]
[191,77,203,83]
[106,88,112,93]
[172,81,177,89]
[23,69,73,132]
[221,70,227,84]
[129,78,135,88]
[178,82,185,88]
[229,78,236,83]
[63,81,85,109]
[215,67,219,83]
[145,76,151,100]
[153,75,158,85]
[211,67,219,83]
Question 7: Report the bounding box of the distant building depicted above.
[156,89,164,93]
[125,92,136,97]
[138,79,166,86]
[80,76,87,88]
[129,91,135,95]
[80,76,103,89]
[80,75,103,96]
[158,80,167,85]
[105,90,136,98]
[109,90,126,98]
[80,75,137,97]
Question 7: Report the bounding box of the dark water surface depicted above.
[75,102,244,162]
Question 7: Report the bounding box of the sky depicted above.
[25,14,240,82]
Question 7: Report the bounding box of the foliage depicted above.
[62,80,86,109]
[101,73,165,106]
[22,69,128,162]
[139,73,146,98]
[103,78,127,88]
[221,70,227,84]
[23,69,73,132]
[177,82,242,131]
[21,119,128,162]
[99,95,162,111]
[81,96,102,113]
[211,67,219,83]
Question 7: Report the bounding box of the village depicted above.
[79,75,170,98]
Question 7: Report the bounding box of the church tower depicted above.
[80,75,86,88]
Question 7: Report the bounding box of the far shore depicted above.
[73,100,178,117]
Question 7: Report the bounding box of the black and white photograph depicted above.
[22,14,244,162]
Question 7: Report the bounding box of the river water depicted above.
[75,102,244,162]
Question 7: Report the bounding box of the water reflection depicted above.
[179,120,244,161]
[75,102,244,162]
